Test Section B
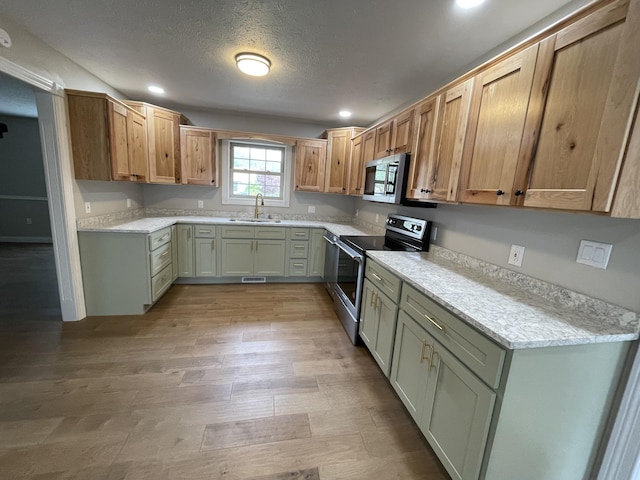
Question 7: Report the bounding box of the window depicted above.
[221,139,292,207]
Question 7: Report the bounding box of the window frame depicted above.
[221,139,292,207]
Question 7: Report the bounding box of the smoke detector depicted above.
[0,28,12,48]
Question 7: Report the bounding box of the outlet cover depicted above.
[432,227,438,242]
[26,217,32,225]
[84,202,91,214]
[126,198,132,208]
[197,200,204,209]
[576,240,612,269]
[508,245,525,267]
[308,205,316,213]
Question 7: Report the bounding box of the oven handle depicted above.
[323,236,337,246]
[338,242,362,263]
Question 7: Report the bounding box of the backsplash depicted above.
[76,208,145,228]
[144,208,352,223]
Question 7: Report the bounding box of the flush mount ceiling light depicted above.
[456,0,486,8]
[339,110,352,118]
[148,85,165,95]
[235,53,271,77]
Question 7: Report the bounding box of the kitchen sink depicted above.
[228,218,281,223]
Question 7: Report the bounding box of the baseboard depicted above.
[0,236,53,243]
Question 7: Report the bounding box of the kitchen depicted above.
[0,0,640,479]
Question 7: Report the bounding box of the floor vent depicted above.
[241,276,267,283]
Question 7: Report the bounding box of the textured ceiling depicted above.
[0,71,37,118]
[0,0,588,126]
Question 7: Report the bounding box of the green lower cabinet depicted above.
[309,229,325,277]
[420,332,496,480]
[176,225,194,277]
[254,240,286,276]
[195,238,217,277]
[360,279,398,377]
[220,239,253,276]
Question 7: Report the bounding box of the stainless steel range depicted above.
[324,215,432,344]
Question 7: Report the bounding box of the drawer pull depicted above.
[425,314,444,332]
[295,232,306,236]
[199,229,212,234]
[294,245,305,249]
[161,251,169,257]
[420,340,432,363]
[372,273,383,282]
[293,263,304,267]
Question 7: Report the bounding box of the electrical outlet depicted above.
[126,198,132,208]
[355,209,359,217]
[508,245,525,267]
[432,226,438,242]
[84,202,91,214]
[308,205,316,213]
[197,200,204,209]
[26,217,32,225]
[375,214,379,223]
[576,240,612,269]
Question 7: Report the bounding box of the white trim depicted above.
[0,236,52,243]
[0,195,48,201]
[0,56,64,95]
[34,91,86,321]
[597,345,640,480]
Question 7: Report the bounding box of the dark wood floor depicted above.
[0,261,450,479]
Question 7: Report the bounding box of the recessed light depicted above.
[148,85,165,95]
[235,53,271,77]
[456,0,486,8]
[339,110,352,118]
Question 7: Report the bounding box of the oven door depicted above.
[335,241,364,343]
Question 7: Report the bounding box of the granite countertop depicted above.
[76,216,378,237]
[367,250,639,350]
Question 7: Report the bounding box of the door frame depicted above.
[0,56,86,321]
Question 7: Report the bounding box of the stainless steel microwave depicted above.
[362,153,408,204]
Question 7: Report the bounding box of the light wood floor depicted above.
[0,282,450,480]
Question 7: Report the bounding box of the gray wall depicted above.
[355,200,640,312]
[0,114,51,240]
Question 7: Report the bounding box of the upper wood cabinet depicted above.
[349,133,365,195]
[612,97,640,218]
[124,101,182,184]
[457,45,540,206]
[179,126,217,186]
[373,108,415,159]
[294,139,327,192]
[323,127,365,194]
[67,90,149,182]
[523,0,638,212]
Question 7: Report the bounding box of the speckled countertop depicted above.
[367,250,639,349]
[76,216,377,237]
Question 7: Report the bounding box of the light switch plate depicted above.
[84,202,91,214]
[197,200,204,209]
[508,245,525,267]
[576,240,612,269]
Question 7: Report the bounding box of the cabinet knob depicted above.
[514,190,524,196]
[496,190,505,196]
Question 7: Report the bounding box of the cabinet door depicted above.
[391,108,415,154]
[324,129,350,194]
[524,0,636,212]
[254,240,286,276]
[180,127,217,186]
[294,140,327,192]
[405,96,441,201]
[361,130,376,165]
[458,45,539,205]
[373,291,399,377]
[309,229,325,277]
[108,101,132,181]
[149,110,181,184]
[359,279,379,352]
[389,311,430,423]
[127,110,149,182]
[176,225,194,277]
[374,120,393,159]
[220,239,254,276]
[170,226,178,281]
[195,238,217,277]
[348,134,365,195]
[420,339,496,480]
[430,79,474,201]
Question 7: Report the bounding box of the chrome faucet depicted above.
[254,193,264,219]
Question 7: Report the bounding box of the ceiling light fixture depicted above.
[235,53,271,77]
[148,85,165,95]
[339,110,352,118]
[456,0,486,8]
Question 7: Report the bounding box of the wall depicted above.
[0,114,51,241]
[355,199,640,312]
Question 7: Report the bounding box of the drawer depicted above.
[148,227,171,251]
[149,241,172,277]
[151,264,173,302]
[289,227,309,240]
[289,240,309,258]
[220,226,254,238]
[400,283,505,388]
[194,224,216,238]
[288,259,308,277]
[255,227,286,239]
[366,260,401,303]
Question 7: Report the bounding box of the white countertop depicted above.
[367,250,639,349]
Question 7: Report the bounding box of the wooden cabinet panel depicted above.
[458,45,539,205]
[431,79,474,202]
[374,121,393,159]
[180,126,217,186]
[108,102,131,181]
[361,130,376,167]
[405,96,441,201]
[127,110,149,181]
[324,129,351,194]
[524,0,634,211]
[348,134,365,195]
[294,139,327,192]
[612,101,640,218]
[391,108,414,154]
